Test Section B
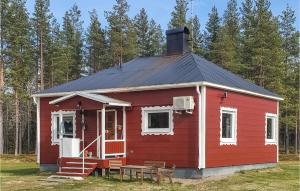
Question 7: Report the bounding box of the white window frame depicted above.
[220,107,237,145]
[141,106,174,135]
[51,110,76,145]
[265,113,277,145]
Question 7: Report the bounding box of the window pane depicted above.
[267,118,273,139]
[148,112,169,129]
[63,116,74,138]
[222,113,232,138]
[105,111,115,140]
[56,116,60,139]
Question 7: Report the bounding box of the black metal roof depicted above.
[36,53,280,98]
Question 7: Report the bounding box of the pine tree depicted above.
[240,0,256,79]
[279,5,300,154]
[280,5,299,65]
[32,0,51,90]
[148,19,164,56]
[168,0,189,29]
[124,22,138,61]
[62,4,84,81]
[0,0,9,155]
[205,6,221,64]
[218,0,242,74]
[6,0,33,155]
[252,0,284,89]
[105,0,137,65]
[188,15,204,56]
[86,9,107,73]
[48,18,68,87]
[134,8,150,56]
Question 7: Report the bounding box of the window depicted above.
[141,106,174,135]
[51,111,76,145]
[220,107,237,145]
[105,110,118,140]
[265,113,277,144]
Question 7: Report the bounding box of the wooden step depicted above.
[62,167,93,170]
[66,162,97,165]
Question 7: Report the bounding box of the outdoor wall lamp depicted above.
[221,91,228,100]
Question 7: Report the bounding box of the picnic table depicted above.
[120,165,152,184]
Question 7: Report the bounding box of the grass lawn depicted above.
[0,155,299,191]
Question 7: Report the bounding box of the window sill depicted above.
[51,141,60,146]
[141,131,174,136]
[220,139,237,145]
[265,140,277,145]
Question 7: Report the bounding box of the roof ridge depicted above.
[191,53,206,81]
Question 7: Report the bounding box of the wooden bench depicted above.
[136,161,166,180]
[157,164,176,184]
[107,160,123,179]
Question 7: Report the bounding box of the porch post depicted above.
[97,111,100,158]
[123,106,126,157]
[101,105,106,159]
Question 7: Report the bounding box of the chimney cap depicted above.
[166,27,190,35]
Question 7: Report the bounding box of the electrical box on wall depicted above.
[173,96,195,114]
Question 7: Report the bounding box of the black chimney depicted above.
[166,27,190,55]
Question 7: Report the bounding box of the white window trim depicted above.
[51,110,76,145]
[265,113,277,145]
[141,106,174,135]
[220,107,237,145]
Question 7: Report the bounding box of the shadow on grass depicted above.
[1,168,39,176]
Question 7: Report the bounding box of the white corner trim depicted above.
[50,110,76,145]
[197,86,206,169]
[276,102,279,162]
[220,107,237,145]
[36,97,40,164]
[265,112,278,145]
[141,106,174,135]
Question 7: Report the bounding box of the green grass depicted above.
[0,155,299,191]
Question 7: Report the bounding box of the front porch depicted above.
[49,92,131,176]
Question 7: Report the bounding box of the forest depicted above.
[0,0,299,155]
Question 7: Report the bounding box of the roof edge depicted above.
[32,81,283,101]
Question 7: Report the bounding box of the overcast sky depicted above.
[25,0,300,32]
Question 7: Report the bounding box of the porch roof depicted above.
[49,92,131,107]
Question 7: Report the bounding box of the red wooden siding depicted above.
[40,96,103,164]
[105,88,199,168]
[40,88,199,168]
[205,87,277,168]
[105,141,125,154]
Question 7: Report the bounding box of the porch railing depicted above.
[105,140,125,157]
[79,135,101,174]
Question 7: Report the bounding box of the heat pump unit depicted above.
[173,96,195,112]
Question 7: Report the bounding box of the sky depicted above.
[25,0,300,32]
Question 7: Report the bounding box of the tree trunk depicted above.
[285,103,289,154]
[295,121,298,154]
[0,50,4,155]
[14,91,19,156]
[27,99,31,153]
[51,59,54,87]
[285,127,289,154]
[19,117,22,154]
[0,16,4,154]
[296,111,299,154]
[40,29,44,90]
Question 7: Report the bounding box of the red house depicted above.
[32,27,282,178]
